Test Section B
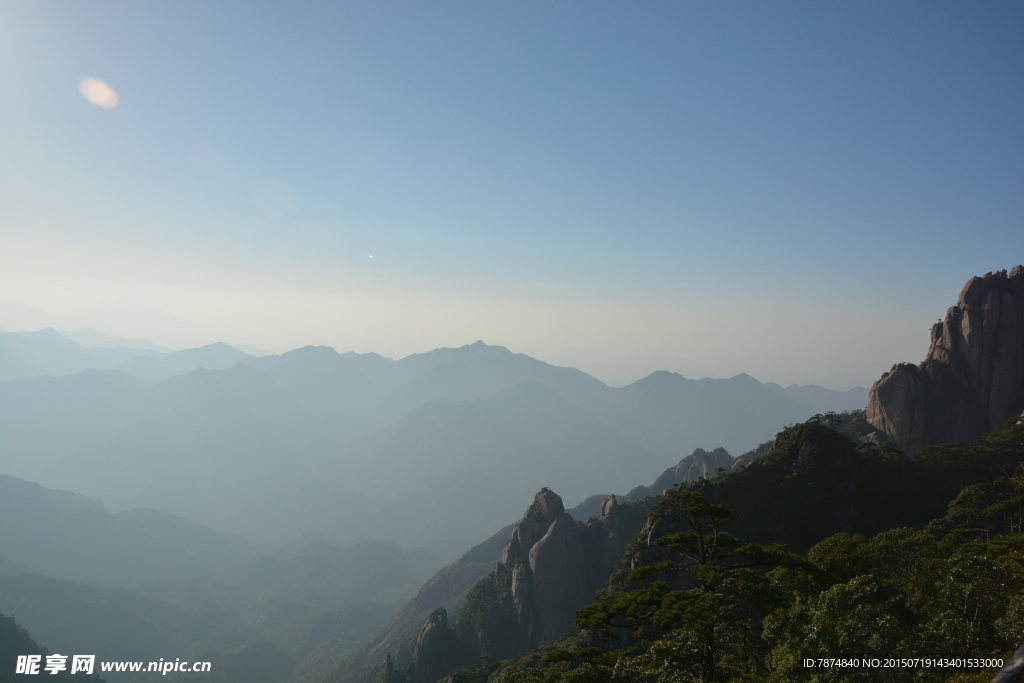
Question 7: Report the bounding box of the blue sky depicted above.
[1,1,1021,387]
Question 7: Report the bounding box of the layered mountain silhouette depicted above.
[0,554,417,683]
[0,475,443,683]
[0,328,250,382]
[0,332,866,552]
[59,327,171,352]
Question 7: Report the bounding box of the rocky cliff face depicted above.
[395,488,650,681]
[867,267,1024,454]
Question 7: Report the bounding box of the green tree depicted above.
[556,488,806,683]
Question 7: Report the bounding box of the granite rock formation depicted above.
[508,490,588,647]
[866,267,1024,454]
[397,488,650,681]
[407,608,459,683]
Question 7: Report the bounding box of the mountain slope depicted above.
[0,609,106,682]
[325,523,516,683]
[0,537,445,683]
[353,382,662,506]
[0,475,266,587]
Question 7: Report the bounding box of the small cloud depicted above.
[79,77,119,109]
[250,178,295,218]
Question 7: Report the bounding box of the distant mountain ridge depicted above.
[0,328,250,382]
[1,328,867,404]
[60,327,172,352]
[766,381,869,414]
[1,334,868,554]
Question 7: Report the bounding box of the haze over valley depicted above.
[0,326,867,555]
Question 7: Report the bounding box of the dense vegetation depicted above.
[446,416,1024,682]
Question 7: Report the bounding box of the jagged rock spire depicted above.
[409,608,458,683]
[401,488,635,681]
[600,494,617,518]
[500,488,565,567]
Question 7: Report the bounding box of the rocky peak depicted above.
[409,607,459,683]
[494,490,624,651]
[502,488,566,567]
[600,494,618,518]
[619,448,737,501]
[525,488,564,524]
[867,267,1024,454]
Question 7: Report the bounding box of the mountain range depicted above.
[0,331,867,553]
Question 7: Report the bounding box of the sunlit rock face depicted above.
[499,488,587,651]
[867,266,1024,454]
[527,512,588,645]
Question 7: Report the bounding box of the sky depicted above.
[1,1,1021,388]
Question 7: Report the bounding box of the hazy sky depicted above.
[1,2,1021,388]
